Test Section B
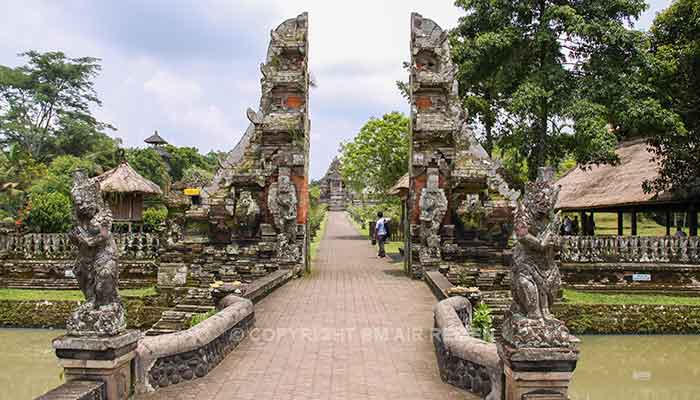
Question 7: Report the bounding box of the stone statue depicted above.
[66,170,126,336]
[268,171,299,261]
[234,190,260,238]
[419,168,448,262]
[501,168,573,348]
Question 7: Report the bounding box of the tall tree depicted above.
[452,0,648,180]
[0,51,114,162]
[642,0,700,194]
[339,112,409,196]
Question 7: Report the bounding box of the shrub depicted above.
[23,192,73,233]
[189,309,217,327]
[142,207,168,232]
[309,203,328,239]
[472,302,494,342]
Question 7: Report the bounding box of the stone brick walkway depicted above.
[139,212,471,400]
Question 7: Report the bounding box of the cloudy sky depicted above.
[0,0,670,178]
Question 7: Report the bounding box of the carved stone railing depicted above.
[0,232,162,260]
[560,236,700,264]
[433,296,503,400]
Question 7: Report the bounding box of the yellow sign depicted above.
[184,188,200,196]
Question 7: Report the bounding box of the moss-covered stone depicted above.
[553,303,700,334]
[0,298,168,330]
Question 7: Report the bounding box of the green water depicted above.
[570,335,700,400]
[1,329,699,399]
[0,328,63,400]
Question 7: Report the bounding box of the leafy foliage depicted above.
[126,147,170,189]
[23,191,73,233]
[0,51,115,162]
[165,144,215,182]
[339,112,409,195]
[472,302,493,342]
[29,155,97,197]
[451,0,648,180]
[641,0,700,194]
[142,207,168,233]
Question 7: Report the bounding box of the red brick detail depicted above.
[292,175,308,224]
[285,95,305,110]
[415,96,433,110]
[411,175,426,225]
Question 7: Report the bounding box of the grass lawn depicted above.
[565,212,671,236]
[0,287,157,301]
[562,288,700,305]
[347,215,403,255]
[309,211,329,262]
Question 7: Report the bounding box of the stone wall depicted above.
[433,296,503,400]
[0,298,167,329]
[553,303,700,334]
[36,380,105,400]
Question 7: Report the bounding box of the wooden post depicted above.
[590,212,595,236]
[666,210,672,236]
[631,210,638,236]
[690,205,698,236]
[617,211,624,236]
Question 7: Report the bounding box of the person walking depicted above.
[375,211,390,258]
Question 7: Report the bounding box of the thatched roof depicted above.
[556,140,672,211]
[144,131,168,145]
[96,162,163,195]
[389,173,410,197]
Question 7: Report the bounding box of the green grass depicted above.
[565,212,670,236]
[346,214,403,255]
[189,308,217,327]
[309,211,329,262]
[0,287,157,301]
[562,289,700,305]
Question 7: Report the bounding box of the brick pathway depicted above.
[139,212,471,400]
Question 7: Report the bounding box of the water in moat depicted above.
[0,328,63,400]
[569,335,700,400]
[2,329,699,399]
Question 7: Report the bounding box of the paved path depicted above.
[140,212,470,400]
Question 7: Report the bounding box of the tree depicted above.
[642,0,700,194]
[0,51,114,162]
[126,147,170,189]
[165,144,215,182]
[23,191,73,233]
[29,155,97,197]
[339,112,409,195]
[451,0,648,180]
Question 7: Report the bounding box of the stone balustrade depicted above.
[134,294,254,393]
[0,232,161,260]
[433,296,503,400]
[560,235,700,264]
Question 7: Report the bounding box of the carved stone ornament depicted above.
[233,190,260,238]
[267,171,299,261]
[66,170,126,337]
[502,167,574,348]
[419,168,448,262]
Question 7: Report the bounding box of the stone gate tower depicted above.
[179,13,311,278]
[408,14,519,278]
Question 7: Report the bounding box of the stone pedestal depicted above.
[498,342,579,400]
[52,330,142,400]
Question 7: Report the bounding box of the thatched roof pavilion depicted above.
[556,139,698,236]
[389,173,410,200]
[96,162,162,223]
